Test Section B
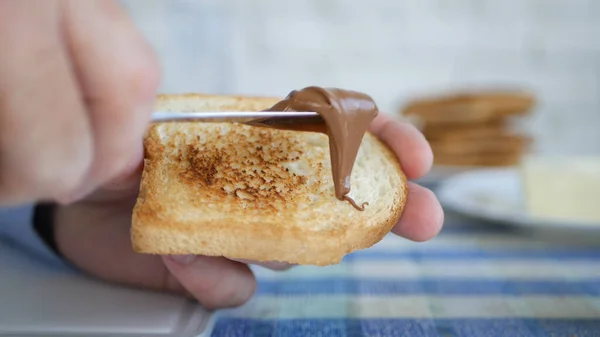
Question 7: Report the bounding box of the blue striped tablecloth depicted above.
[208,213,600,337]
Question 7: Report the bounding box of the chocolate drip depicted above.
[265,86,379,211]
[343,195,369,211]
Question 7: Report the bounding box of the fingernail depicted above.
[138,99,155,114]
[103,144,144,191]
[136,100,156,127]
[103,165,142,191]
[55,183,96,205]
[167,254,197,265]
[232,258,294,271]
[261,261,295,271]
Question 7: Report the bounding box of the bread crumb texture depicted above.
[132,93,408,266]
[177,126,312,212]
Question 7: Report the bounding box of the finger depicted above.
[163,255,257,310]
[392,182,444,242]
[370,113,433,180]
[61,0,160,202]
[0,1,93,204]
[55,201,255,310]
[80,159,144,204]
[101,158,144,192]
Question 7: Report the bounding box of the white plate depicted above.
[435,168,600,233]
[416,165,477,186]
[0,239,214,337]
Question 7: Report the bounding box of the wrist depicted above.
[33,202,63,258]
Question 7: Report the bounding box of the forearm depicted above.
[0,204,67,268]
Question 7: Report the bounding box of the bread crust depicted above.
[433,151,523,167]
[132,93,408,266]
[428,134,532,156]
[401,90,535,125]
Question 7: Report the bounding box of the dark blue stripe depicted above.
[343,249,600,261]
[211,318,600,337]
[255,278,600,296]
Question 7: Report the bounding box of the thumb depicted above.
[58,142,144,204]
[162,255,257,310]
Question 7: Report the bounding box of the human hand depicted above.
[0,0,159,205]
[50,113,443,311]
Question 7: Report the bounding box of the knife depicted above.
[151,111,324,127]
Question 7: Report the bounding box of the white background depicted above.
[121,0,600,156]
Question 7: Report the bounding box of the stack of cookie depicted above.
[400,90,535,167]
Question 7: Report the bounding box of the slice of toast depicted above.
[131,93,408,266]
[428,134,532,156]
[421,119,506,141]
[401,90,535,125]
[433,150,524,167]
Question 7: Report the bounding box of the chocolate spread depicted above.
[264,86,379,211]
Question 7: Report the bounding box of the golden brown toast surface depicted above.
[132,93,408,266]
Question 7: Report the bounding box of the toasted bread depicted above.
[401,90,535,125]
[424,124,509,142]
[131,93,408,266]
[421,119,506,141]
[428,134,532,156]
[433,150,524,167]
